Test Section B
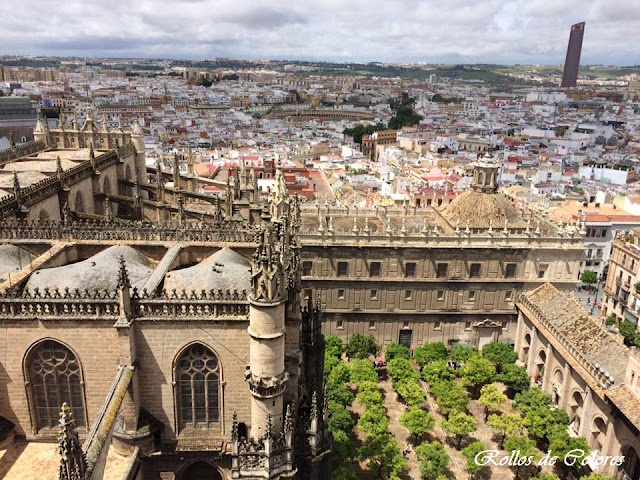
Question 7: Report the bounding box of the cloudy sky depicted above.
[2,0,639,65]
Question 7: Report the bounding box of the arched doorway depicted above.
[180,461,223,480]
[591,417,607,452]
[620,445,640,480]
[569,391,584,434]
[522,333,531,362]
[535,350,546,384]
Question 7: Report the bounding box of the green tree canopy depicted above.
[422,359,457,384]
[358,404,390,437]
[503,435,540,480]
[548,430,590,464]
[395,379,427,407]
[487,413,524,447]
[535,473,559,480]
[415,441,449,479]
[581,270,598,285]
[357,384,384,409]
[328,403,355,434]
[350,358,379,385]
[359,432,407,480]
[478,383,508,420]
[327,362,351,387]
[514,387,552,415]
[387,358,420,387]
[442,411,477,449]
[497,364,531,394]
[524,406,569,443]
[324,354,341,379]
[325,335,343,359]
[482,342,518,369]
[345,334,380,360]
[399,406,435,442]
[461,356,496,396]
[431,380,470,418]
[461,441,487,477]
[327,382,355,408]
[451,345,479,362]
[388,92,423,130]
[579,473,614,480]
[414,342,448,367]
[343,122,385,144]
[385,342,411,362]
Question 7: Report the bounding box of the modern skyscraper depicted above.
[561,22,586,88]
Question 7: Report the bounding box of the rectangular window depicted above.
[436,263,448,278]
[437,290,445,301]
[505,263,517,278]
[304,289,311,300]
[405,262,416,278]
[405,290,413,301]
[538,264,548,279]
[337,262,348,277]
[469,263,481,278]
[369,321,375,330]
[370,289,378,300]
[468,291,477,301]
[434,321,443,330]
[337,289,345,300]
[370,262,381,277]
[465,321,472,330]
[505,290,513,301]
[337,320,343,329]
[302,261,313,276]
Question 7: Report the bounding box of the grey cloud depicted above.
[0,0,639,64]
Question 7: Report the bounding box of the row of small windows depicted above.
[329,289,513,302]
[22,340,220,433]
[336,319,507,331]
[303,261,541,279]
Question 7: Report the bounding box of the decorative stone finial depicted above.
[284,404,293,434]
[265,413,273,439]
[117,255,131,289]
[231,411,238,440]
[9,131,15,148]
[104,197,112,221]
[57,403,87,480]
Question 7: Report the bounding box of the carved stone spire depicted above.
[177,193,185,225]
[89,144,95,169]
[265,413,273,439]
[57,403,87,480]
[9,131,15,148]
[101,113,109,133]
[104,197,112,221]
[231,410,238,441]
[56,156,64,180]
[117,255,131,289]
[172,153,181,190]
[284,404,293,434]
[250,224,284,303]
[12,171,21,204]
[72,113,78,131]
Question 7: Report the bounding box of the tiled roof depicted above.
[525,284,628,384]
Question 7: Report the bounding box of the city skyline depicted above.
[2,0,639,65]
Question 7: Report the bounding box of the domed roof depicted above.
[440,190,528,230]
[164,248,250,293]
[26,245,155,292]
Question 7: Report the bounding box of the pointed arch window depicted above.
[177,344,220,429]
[28,340,85,430]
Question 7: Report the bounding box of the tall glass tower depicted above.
[561,22,585,88]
